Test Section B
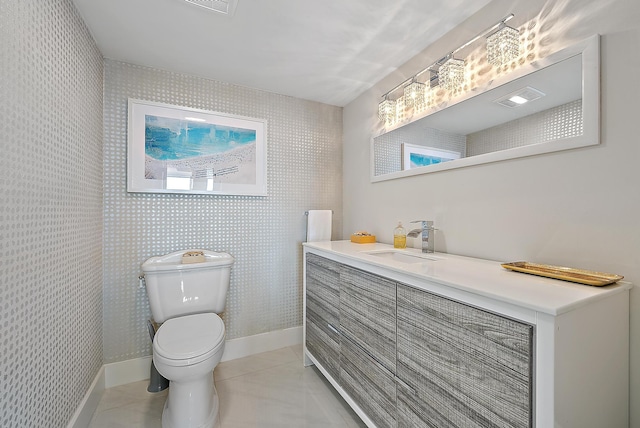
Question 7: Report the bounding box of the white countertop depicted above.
[303,240,632,316]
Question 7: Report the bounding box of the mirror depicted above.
[371,35,599,182]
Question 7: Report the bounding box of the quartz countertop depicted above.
[303,240,632,316]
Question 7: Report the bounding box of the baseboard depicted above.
[66,366,105,428]
[104,355,154,388]
[103,325,303,388]
[220,325,303,362]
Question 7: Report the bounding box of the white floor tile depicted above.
[89,346,365,428]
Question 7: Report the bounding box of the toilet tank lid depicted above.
[142,249,234,273]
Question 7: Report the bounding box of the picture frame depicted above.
[127,99,267,196]
[401,143,460,170]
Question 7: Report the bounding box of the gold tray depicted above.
[501,261,623,286]
[350,234,376,244]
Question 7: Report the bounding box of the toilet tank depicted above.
[142,249,234,323]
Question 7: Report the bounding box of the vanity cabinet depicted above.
[306,255,532,428]
[396,283,532,428]
[303,243,630,428]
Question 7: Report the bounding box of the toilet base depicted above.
[161,374,219,428]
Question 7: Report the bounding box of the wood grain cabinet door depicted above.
[341,334,397,428]
[339,265,397,372]
[396,284,533,428]
[305,254,341,380]
[339,265,398,428]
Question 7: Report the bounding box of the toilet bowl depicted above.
[153,313,226,428]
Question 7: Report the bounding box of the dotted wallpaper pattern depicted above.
[0,0,104,427]
[103,60,343,363]
[467,100,583,156]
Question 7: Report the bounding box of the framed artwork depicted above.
[401,143,460,170]
[127,99,267,196]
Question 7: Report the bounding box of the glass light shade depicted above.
[439,57,465,91]
[378,98,396,123]
[487,26,520,66]
[395,96,406,122]
[403,81,426,108]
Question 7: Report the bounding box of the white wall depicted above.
[343,0,640,424]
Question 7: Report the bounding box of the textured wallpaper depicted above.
[467,100,583,156]
[103,61,343,363]
[0,0,104,426]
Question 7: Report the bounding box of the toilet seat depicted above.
[154,313,225,367]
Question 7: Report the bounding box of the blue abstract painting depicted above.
[410,152,448,167]
[402,143,460,171]
[128,99,266,195]
[145,115,256,161]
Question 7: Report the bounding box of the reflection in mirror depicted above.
[371,36,599,181]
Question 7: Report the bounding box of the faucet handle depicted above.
[410,220,438,232]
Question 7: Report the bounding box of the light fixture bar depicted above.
[380,14,515,100]
[451,14,514,57]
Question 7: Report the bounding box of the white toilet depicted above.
[142,249,234,428]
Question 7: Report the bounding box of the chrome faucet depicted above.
[407,220,435,253]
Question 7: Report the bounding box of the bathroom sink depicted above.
[362,250,439,264]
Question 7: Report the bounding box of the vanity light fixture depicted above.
[181,0,239,16]
[378,95,397,124]
[378,13,517,124]
[403,78,426,108]
[487,23,520,66]
[438,55,465,91]
[395,95,407,122]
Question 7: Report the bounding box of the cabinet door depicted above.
[341,335,397,428]
[340,265,396,373]
[397,284,533,428]
[340,265,397,428]
[305,254,341,380]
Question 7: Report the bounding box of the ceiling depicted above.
[72,0,494,106]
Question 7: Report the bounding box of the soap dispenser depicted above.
[393,222,406,249]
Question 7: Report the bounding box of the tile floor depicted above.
[89,345,366,427]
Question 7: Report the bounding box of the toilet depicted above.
[142,249,234,428]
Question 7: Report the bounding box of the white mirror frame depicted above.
[371,35,600,182]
